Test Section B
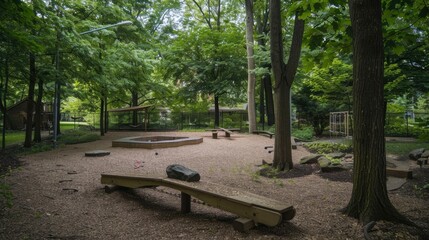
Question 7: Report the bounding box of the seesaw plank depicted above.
[100,173,295,227]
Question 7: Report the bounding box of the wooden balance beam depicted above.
[101,173,295,232]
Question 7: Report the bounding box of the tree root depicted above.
[363,221,376,240]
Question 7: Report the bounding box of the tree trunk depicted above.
[104,97,108,133]
[263,72,275,125]
[259,77,265,126]
[33,76,44,143]
[24,53,36,148]
[256,4,274,126]
[270,0,304,170]
[1,57,10,150]
[214,95,220,128]
[343,0,409,225]
[99,96,104,136]
[132,90,138,125]
[245,0,257,133]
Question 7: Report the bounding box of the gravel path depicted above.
[1,131,427,239]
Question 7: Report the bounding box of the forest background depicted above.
[0,0,428,146]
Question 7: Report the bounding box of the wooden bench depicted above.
[101,173,295,232]
[253,130,274,139]
[206,128,240,138]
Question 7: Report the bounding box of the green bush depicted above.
[304,142,352,154]
[57,129,100,144]
[292,126,314,141]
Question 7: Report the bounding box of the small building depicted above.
[5,99,52,130]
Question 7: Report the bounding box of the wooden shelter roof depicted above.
[108,105,153,112]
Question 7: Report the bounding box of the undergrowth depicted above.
[304,142,352,154]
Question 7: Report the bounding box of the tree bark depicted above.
[99,96,104,136]
[259,77,265,125]
[270,0,304,170]
[33,75,44,142]
[214,95,220,128]
[343,0,410,225]
[263,71,275,125]
[1,57,10,150]
[24,53,37,148]
[132,90,138,125]
[245,0,257,133]
[255,2,274,125]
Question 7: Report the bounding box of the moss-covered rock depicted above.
[299,154,323,164]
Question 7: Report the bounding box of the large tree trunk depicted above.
[270,0,304,170]
[245,0,257,133]
[343,0,409,225]
[24,53,36,148]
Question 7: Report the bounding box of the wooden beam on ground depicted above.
[386,168,413,179]
[100,173,295,229]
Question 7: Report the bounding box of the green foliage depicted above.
[304,142,352,154]
[57,129,100,144]
[292,126,314,141]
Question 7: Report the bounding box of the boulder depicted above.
[409,148,425,160]
[317,157,331,168]
[327,152,346,159]
[166,164,200,182]
[300,154,323,164]
[421,150,429,158]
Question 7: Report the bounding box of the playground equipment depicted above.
[329,111,351,137]
[101,173,295,232]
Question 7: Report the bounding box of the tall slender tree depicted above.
[245,0,256,133]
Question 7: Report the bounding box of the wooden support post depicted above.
[181,192,191,213]
[225,131,231,137]
[233,218,255,232]
[212,131,218,139]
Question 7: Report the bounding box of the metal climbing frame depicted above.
[330,111,351,137]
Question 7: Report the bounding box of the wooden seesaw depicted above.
[101,173,296,232]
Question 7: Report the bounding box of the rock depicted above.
[417,158,428,166]
[85,150,110,157]
[318,157,350,172]
[342,162,354,170]
[299,154,323,164]
[317,157,331,168]
[327,152,346,159]
[166,164,200,182]
[409,148,425,160]
[421,150,429,158]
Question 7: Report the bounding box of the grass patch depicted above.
[385,142,429,156]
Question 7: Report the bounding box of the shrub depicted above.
[57,129,100,144]
[304,142,352,154]
[292,126,314,141]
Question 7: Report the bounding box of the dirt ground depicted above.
[1,131,428,239]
